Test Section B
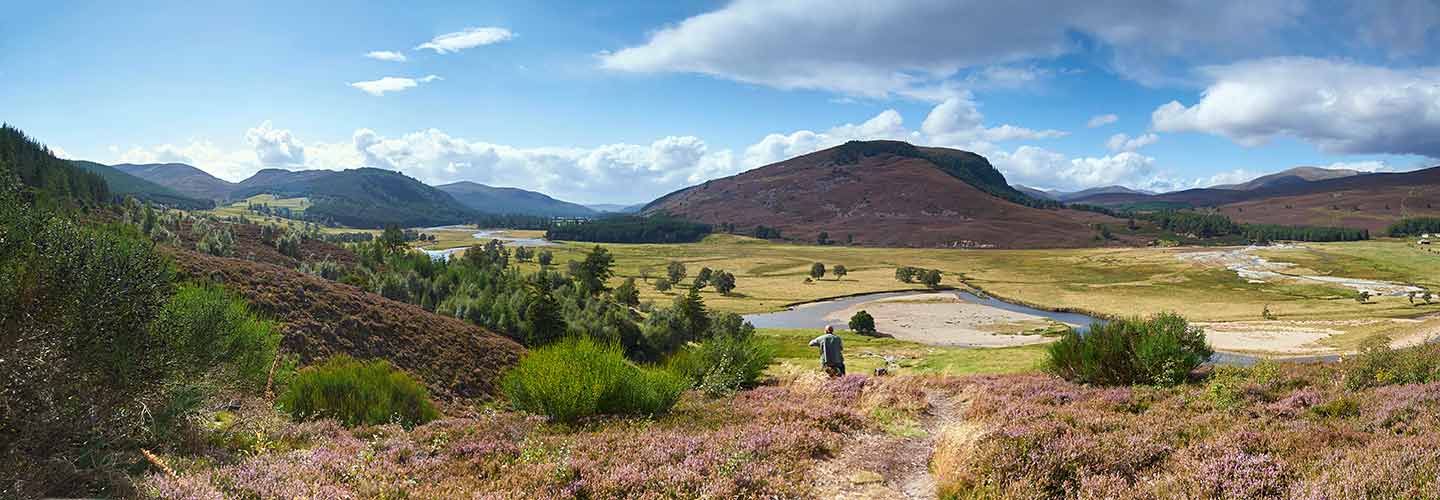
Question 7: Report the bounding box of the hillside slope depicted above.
[1212,166,1359,191]
[165,248,523,399]
[70,160,213,209]
[436,181,596,217]
[231,168,477,228]
[114,162,236,201]
[645,140,1118,248]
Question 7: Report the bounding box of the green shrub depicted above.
[151,283,287,390]
[502,336,687,422]
[1045,312,1212,386]
[669,313,774,397]
[279,356,439,428]
[1344,336,1440,390]
[849,309,877,335]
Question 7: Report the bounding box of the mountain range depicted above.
[66,140,1440,240]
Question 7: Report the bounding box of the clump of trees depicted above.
[810,262,826,280]
[546,215,711,243]
[193,216,236,257]
[895,266,943,287]
[1387,217,1440,237]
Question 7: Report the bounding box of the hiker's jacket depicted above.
[809,333,844,365]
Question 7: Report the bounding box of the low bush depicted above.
[669,313,774,397]
[151,283,287,391]
[503,336,687,422]
[1045,312,1212,386]
[1344,336,1440,390]
[279,355,439,428]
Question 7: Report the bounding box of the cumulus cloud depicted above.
[416,27,513,54]
[348,75,442,96]
[245,121,305,167]
[987,146,1160,191]
[1105,133,1158,152]
[116,140,263,182]
[1152,57,1440,158]
[599,0,1307,97]
[364,50,408,62]
[49,146,72,159]
[1086,114,1118,128]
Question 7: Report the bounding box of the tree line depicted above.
[546,215,712,243]
[1387,217,1440,237]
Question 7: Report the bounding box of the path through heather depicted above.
[811,388,964,499]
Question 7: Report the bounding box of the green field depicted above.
[481,234,1440,323]
[759,328,1047,376]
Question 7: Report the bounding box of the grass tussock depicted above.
[502,336,688,422]
[279,355,439,428]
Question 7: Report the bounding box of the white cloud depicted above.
[1195,168,1259,188]
[416,27,513,54]
[364,50,408,62]
[49,146,72,159]
[1086,114,1118,128]
[245,121,305,167]
[1105,133,1158,152]
[348,75,442,96]
[1153,57,1440,158]
[116,140,262,182]
[599,0,1307,97]
[1322,160,1393,173]
[987,146,1160,191]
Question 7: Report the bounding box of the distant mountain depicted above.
[1211,166,1360,191]
[231,167,477,228]
[586,203,646,213]
[1057,185,1155,202]
[435,181,596,217]
[69,160,212,209]
[114,163,236,201]
[1013,185,1058,200]
[645,140,1119,248]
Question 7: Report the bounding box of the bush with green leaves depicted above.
[1343,335,1440,390]
[193,217,235,257]
[150,283,288,391]
[849,309,877,335]
[502,336,688,422]
[279,355,439,428]
[1045,312,1212,386]
[668,313,773,397]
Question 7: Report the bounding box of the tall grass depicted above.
[279,355,439,428]
[502,336,687,422]
[1046,312,1212,386]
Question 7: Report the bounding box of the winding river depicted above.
[422,227,556,260]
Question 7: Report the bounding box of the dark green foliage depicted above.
[522,283,566,346]
[667,260,688,283]
[920,269,943,287]
[513,245,534,262]
[502,337,688,422]
[1387,217,1440,237]
[654,277,673,292]
[1149,211,1240,238]
[712,270,736,295]
[569,245,615,295]
[465,239,510,269]
[896,266,917,283]
[537,249,554,266]
[473,213,556,230]
[279,355,439,428]
[833,264,848,280]
[752,225,782,239]
[546,215,712,243]
[642,287,711,355]
[381,224,407,252]
[668,313,773,397]
[817,231,830,245]
[694,266,714,289]
[810,262,826,279]
[0,124,110,206]
[849,310,877,335]
[614,277,640,307]
[1045,313,1213,386]
[1241,223,1367,242]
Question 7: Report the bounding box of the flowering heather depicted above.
[936,366,1440,499]
[141,376,899,499]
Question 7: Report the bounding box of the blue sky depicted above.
[3,0,1438,204]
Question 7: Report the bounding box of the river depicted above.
[422,227,556,260]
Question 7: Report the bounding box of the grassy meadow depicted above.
[444,232,1440,323]
[759,328,1047,376]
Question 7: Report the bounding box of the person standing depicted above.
[809,325,845,376]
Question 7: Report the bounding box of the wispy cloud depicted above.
[1086,114,1118,128]
[364,50,407,62]
[416,27,513,54]
[348,75,442,96]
